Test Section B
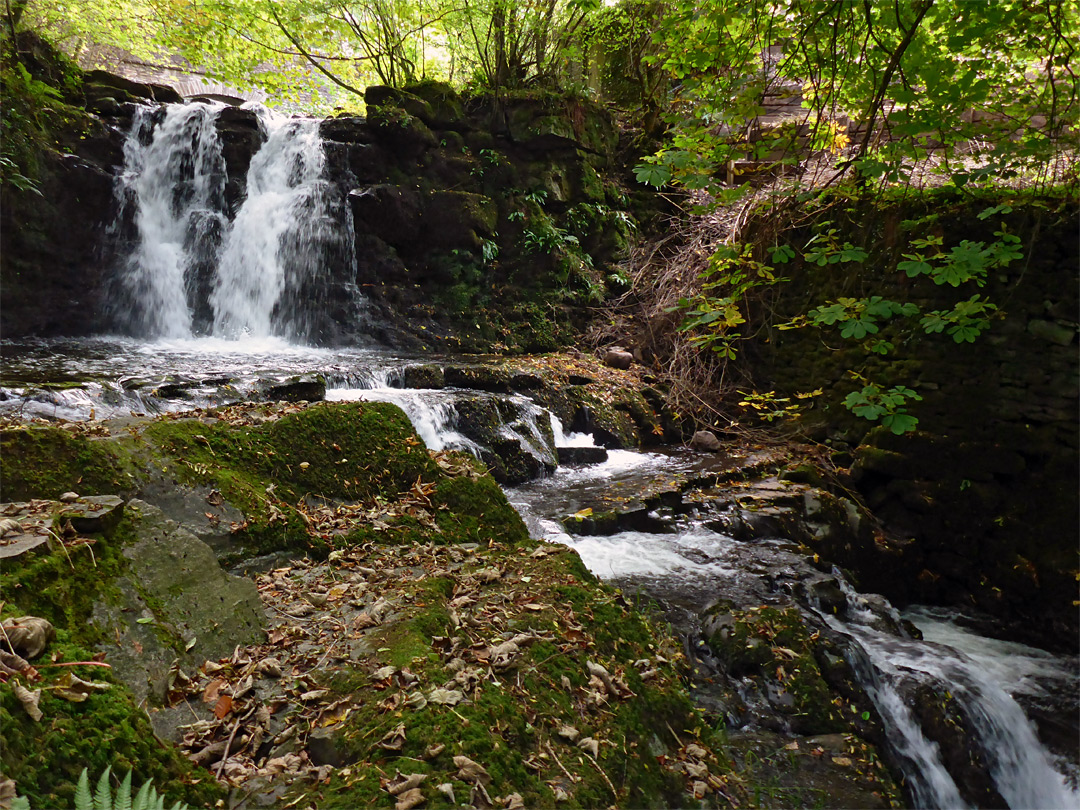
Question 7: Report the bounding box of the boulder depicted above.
[690,430,723,452]
[259,374,327,403]
[83,69,182,104]
[350,185,422,247]
[603,348,634,370]
[420,190,498,249]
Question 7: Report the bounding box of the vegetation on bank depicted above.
[0,398,899,809]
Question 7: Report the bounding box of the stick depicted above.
[216,720,242,779]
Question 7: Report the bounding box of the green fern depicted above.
[62,767,191,810]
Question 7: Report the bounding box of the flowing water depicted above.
[4,100,1078,809]
[112,102,358,343]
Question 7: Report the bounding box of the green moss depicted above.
[0,427,133,501]
[0,520,129,647]
[432,474,529,544]
[0,634,223,809]
[707,607,854,735]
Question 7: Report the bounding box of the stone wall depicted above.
[743,194,1079,649]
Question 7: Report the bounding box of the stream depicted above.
[3,100,1077,808]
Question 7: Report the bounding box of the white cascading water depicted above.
[825,584,1079,810]
[116,103,349,342]
[116,103,227,338]
[211,112,332,339]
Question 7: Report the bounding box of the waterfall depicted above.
[211,114,336,339]
[114,103,357,344]
[116,103,228,338]
[824,582,1079,809]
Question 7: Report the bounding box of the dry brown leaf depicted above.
[556,725,579,742]
[1,617,55,660]
[435,783,456,804]
[424,744,446,759]
[577,737,599,757]
[395,788,425,810]
[453,755,491,784]
[13,683,42,721]
[386,772,427,795]
[379,723,407,751]
[685,743,708,759]
[52,671,111,703]
[213,694,233,719]
[428,687,464,706]
[504,793,525,810]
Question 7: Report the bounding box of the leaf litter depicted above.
[150,460,753,808]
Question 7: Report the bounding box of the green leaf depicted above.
[75,769,93,810]
[883,412,919,434]
[95,767,113,810]
[633,162,671,188]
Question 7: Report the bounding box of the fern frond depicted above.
[131,779,152,810]
[114,771,133,810]
[93,767,113,810]
[74,769,94,810]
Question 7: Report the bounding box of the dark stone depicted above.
[307,726,351,767]
[444,366,513,393]
[349,185,422,247]
[603,348,633,370]
[690,430,723,452]
[260,374,326,403]
[557,446,608,466]
[366,107,437,157]
[420,190,497,249]
[568,374,595,386]
[57,495,125,534]
[83,69,182,104]
[402,364,446,389]
[319,115,375,144]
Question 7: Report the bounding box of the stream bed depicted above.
[2,337,1078,809]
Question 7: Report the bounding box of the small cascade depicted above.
[211,113,346,340]
[823,583,1080,810]
[113,103,359,344]
[114,103,228,338]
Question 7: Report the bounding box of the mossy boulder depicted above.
[421,190,498,248]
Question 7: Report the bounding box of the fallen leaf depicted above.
[505,793,525,810]
[213,694,233,719]
[372,665,397,681]
[454,755,491,784]
[395,788,425,810]
[52,671,111,703]
[577,737,599,757]
[436,783,456,804]
[387,772,427,795]
[379,723,407,751]
[556,725,579,742]
[424,744,445,759]
[833,756,852,767]
[14,683,42,721]
[428,687,465,706]
[685,743,708,759]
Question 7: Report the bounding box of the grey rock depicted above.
[690,430,723,452]
[93,500,266,705]
[603,349,633,370]
[56,495,125,534]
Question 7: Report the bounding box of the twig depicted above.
[544,739,579,785]
[582,749,619,802]
[216,719,242,780]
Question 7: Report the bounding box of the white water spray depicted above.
[117,103,227,337]
[211,113,332,338]
[116,103,354,343]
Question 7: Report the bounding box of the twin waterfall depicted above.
[114,103,354,342]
